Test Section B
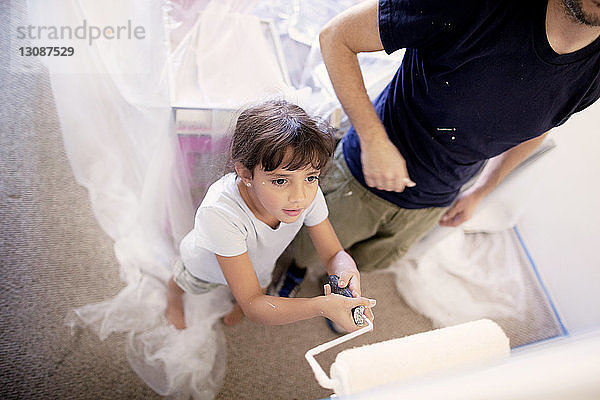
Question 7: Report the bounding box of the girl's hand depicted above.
[322,285,376,332]
[328,251,376,321]
[328,251,361,297]
[335,269,361,298]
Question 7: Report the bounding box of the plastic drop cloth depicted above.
[390,229,527,328]
[25,0,551,397]
[387,138,557,328]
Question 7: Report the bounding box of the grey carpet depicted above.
[1,2,562,399]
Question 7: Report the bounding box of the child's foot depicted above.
[166,277,186,329]
[223,303,244,326]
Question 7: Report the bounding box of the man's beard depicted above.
[564,0,600,26]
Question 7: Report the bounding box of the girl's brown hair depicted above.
[230,100,335,175]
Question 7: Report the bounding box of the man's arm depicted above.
[440,131,550,227]
[320,0,415,192]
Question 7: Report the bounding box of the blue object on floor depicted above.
[277,262,306,298]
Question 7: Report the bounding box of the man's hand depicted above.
[361,134,416,192]
[440,131,550,227]
[439,188,484,227]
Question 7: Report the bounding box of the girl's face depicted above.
[238,162,321,229]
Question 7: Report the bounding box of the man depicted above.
[292,0,600,279]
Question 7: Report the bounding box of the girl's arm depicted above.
[217,252,374,332]
[306,218,362,297]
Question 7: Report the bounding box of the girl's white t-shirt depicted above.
[179,173,328,288]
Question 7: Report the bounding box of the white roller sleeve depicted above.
[330,319,510,395]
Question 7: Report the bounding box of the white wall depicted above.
[517,99,600,334]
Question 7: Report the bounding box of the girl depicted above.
[166,99,375,332]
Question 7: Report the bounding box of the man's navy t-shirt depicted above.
[342,0,600,208]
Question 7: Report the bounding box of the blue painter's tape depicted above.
[513,226,568,340]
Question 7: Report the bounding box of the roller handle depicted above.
[328,275,366,327]
[305,317,373,391]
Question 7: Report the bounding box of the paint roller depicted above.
[305,318,510,396]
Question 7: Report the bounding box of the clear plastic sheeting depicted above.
[66,278,234,398]
[167,3,299,109]
[287,0,358,45]
[125,287,233,399]
[391,229,527,328]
